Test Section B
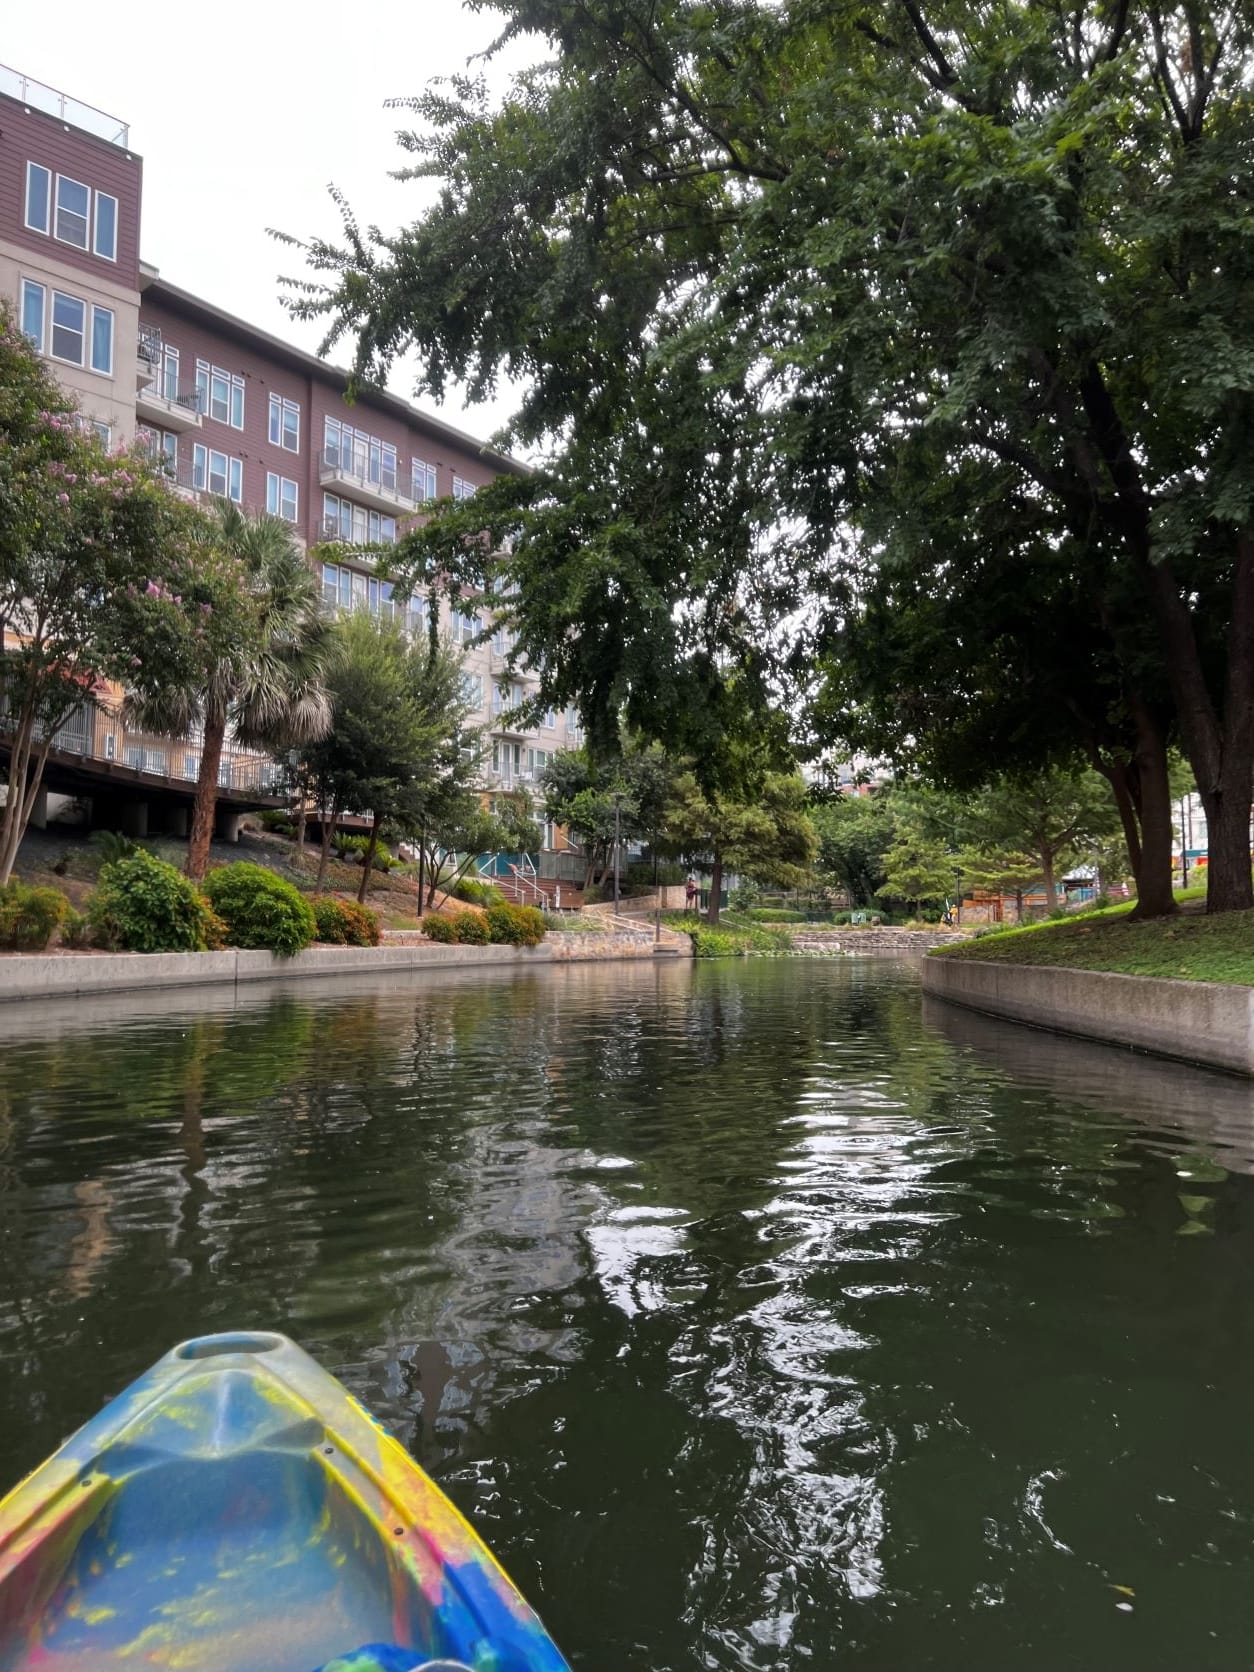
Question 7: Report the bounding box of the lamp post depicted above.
[953,866,963,928]
[612,791,623,912]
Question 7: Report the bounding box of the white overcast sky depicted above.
[4,0,537,446]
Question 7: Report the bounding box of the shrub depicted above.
[421,912,457,943]
[259,809,296,834]
[746,908,805,923]
[333,834,396,872]
[451,877,503,907]
[313,896,381,946]
[59,905,93,950]
[543,911,604,932]
[486,902,546,947]
[453,911,490,944]
[0,880,69,951]
[87,850,214,953]
[203,863,316,958]
[89,830,139,866]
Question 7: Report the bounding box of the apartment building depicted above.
[0,65,582,854]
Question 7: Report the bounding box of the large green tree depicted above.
[0,313,197,883]
[288,0,1254,914]
[303,611,472,901]
[666,769,817,924]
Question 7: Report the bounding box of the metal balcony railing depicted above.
[0,63,129,147]
[137,326,162,365]
[137,377,201,412]
[319,448,413,505]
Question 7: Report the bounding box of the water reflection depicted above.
[2,959,1254,1670]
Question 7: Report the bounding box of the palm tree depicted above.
[124,503,334,881]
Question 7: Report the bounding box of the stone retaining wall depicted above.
[795,929,967,955]
[0,930,690,1005]
[922,953,1254,1076]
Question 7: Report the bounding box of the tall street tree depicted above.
[286,0,1254,913]
[665,768,817,925]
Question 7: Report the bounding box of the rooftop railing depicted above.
[0,64,129,147]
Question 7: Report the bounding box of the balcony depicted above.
[136,378,202,433]
[0,63,129,146]
[318,448,415,516]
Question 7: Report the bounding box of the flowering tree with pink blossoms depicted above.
[0,305,198,883]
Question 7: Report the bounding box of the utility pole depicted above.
[612,791,622,912]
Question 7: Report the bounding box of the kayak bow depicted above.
[0,1331,570,1672]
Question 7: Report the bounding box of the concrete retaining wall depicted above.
[922,953,1254,1076]
[0,930,689,1005]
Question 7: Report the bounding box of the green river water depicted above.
[2,956,1254,1669]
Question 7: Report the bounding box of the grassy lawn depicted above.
[933,888,1254,983]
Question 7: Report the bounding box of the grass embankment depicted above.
[662,911,795,958]
[933,887,1254,984]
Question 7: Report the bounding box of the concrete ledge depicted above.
[0,929,689,1005]
[922,953,1254,1076]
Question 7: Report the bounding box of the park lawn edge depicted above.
[931,890,1254,985]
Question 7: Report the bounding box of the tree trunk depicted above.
[187,709,227,883]
[314,798,338,894]
[1040,847,1057,911]
[1127,717,1178,919]
[1204,785,1252,915]
[417,825,426,916]
[1014,889,1024,924]
[294,802,307,853]
[357,814,381,905]
[707,853,723,925]
[0,697,41,885]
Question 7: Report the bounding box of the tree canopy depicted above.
[286,0,1254,914]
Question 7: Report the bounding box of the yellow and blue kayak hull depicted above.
[0,1332,570,1671]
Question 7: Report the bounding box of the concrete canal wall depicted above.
[922,954,1254,1077]
[0,930,690,1004]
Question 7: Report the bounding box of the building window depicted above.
[267,472,299,522]
[50,292,86,364]
[325,418,398,492]
[196,360,244,428]
[20,279,45,350]
[25,163,50,234]
[543,707,557,730]
[454,610,481,645]
[407,593,426,637]
[159,344,179,401]
[322,493,396,545]
[138,427,178,473]
[462,673,484,709]
[269,393,300,451]
[452,475,477,501]
[193,444,242,502]
[91,420,112,448]
[54,175,91,248]
[94,193,117,261]
[90,306,114,375]
[412,458,438,501]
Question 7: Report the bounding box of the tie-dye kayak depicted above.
[0,1332,570,1672]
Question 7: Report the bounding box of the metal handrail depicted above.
[137,378,201,412]
[0,63,129,147]
[318,448,414,507]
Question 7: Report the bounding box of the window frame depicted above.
[20,278,46,351]
[269,393,300,452]
[53,174,91,250]
[196,359,245,429]
[90,305,114,375]
[24,162,50,234]
[266,471,299,522]
[412,458,438,501]
[49,290,86,366]
[93,192,118,261]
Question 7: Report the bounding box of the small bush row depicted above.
[422,902,546,948]
[333,834,399,872]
